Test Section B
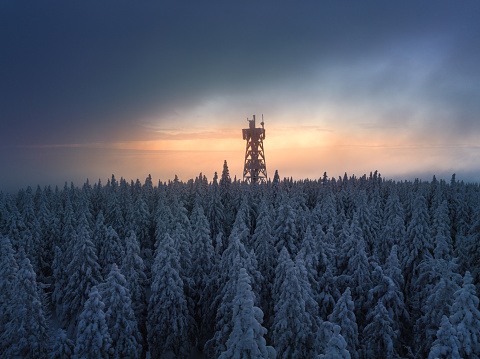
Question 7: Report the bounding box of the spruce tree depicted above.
[49,329,74,359]
[367,263,408,356]
[133,195,151,250]
[0,235,18,350]
[273,195,298,255]
[273,248,318,358]
[402,194,432,293]
[363,301,397,358]
[252,198,277,328]
[377,190,405,264]
[98,225,124,275]
[328,288,359,359]
[205,228,260,358]
[432,200,453,260]
[320,325,351,359]
[190,199,215,346]
[73,286,113,359]
[341,223,372,328]
[207,172,225,243]
[295,250,321,334]
[219,268,276,359]
[416,259,461,355]
[121,230,147,356]
[92,211,107,257]
[318,263,340,320]
[465,212,480,295]
[428,315,461,359]
[21,187,45,278]
[4,197,27,251]
[62,224,102,332]
[105,192,125,238]
[2,251,49,358]
[449,271,480,358]
[147,233,190,358]
[219,160,233,237]
[300,226,321,304]
[98,264,142,358]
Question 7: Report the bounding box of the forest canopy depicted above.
[1,166,479,358]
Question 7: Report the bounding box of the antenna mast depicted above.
[242,115,267,183]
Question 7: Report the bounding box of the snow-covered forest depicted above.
[1,162,480,358]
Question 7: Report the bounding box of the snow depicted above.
[1,169,479,357]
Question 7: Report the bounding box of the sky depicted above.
[1,1,480,192]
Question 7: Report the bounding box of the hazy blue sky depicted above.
[1,1,480,191]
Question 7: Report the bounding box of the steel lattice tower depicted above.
[242,115,267,183]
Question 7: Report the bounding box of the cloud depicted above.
[1,1,480,189]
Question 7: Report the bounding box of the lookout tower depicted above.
[242,115,267,183]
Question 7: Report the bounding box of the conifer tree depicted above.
[98,226,124,275]
[296,250,321,333]
[318,263,340,320]
[52,201,79,316]
[402,194,432,292]
[98,264,142,359]
[134,195,151,247]
[205,228,261,358]
[328,288,359,359]
[383,245,404,291]
[151,191,173,272]
[0,235,18,350]
[121,230,147,354]
[92,210,107,254]
[320,192,338,234]
[432,200,453,260]
[4,197,27,251]
[169,196,193,280]
[300,226,321,302]
[147,233,190,358]
[219,160,233,237]
[21,187,45,277]
[320,325,351,359]
[49,329,74,359]
[355,190,378,255]
[2,251,49,358]
[105,191,125,238]
[449,271,480,358]
[73,286,113,359]
[273,248,318,358]
[62,224,102,332]
[377,190,405,264]
[205,252,241,358]
[36,193,55,281]
[465,212,480,294]
[363,301,397,358]
[341,223,372,328]
[428,316,461,359]
[219,268,276,359]
[272,247,290,309]
[416,259,461,355]
[253,198,277,329]
[207,172,225,242]
[190,199,215,346]
[52,245,67,319]
[273,195,298,255]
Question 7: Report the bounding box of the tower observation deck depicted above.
[242,115,267,183]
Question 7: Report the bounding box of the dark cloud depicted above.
[1,1,480,189]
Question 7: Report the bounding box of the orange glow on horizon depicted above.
[23,123,479,187]
[96,124,475,183]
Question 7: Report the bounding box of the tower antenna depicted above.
[242,115,267,183]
